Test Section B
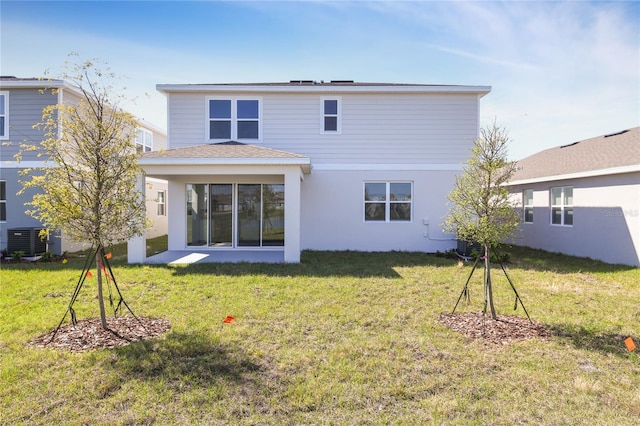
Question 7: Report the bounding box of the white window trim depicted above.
[157,190,166,216]
[136,128,153,152]
[206,97,263,142]
[320,96,341,134]
[0,91,9,140]
[550,186,573,226]
[523,189,533,224]
[363,181,413,223]
[0,180,6,222]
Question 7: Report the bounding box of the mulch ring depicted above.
[439,312,551,345]
[29,316,171,352]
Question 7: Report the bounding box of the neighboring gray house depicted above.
[130,80,491,264]
[507,127,640,267]
[0,77,167,256]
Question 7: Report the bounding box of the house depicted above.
[0,77,167,256]
[506,127,640,267]
[130,81,491,264]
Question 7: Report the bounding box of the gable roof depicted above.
[509,127,640,185]
[139,141,311,173]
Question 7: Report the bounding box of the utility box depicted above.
[7,228,48,257]
[456,240,481,258]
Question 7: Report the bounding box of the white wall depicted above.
[510,172,640,266]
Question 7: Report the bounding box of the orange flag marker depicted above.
[105,253,112,260]
[624,337,636,352]
[85,270,93,278]
[223,316,236,324]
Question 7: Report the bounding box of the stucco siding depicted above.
[510,172,640,266]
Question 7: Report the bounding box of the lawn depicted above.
[1,242,638,425]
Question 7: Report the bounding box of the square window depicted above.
[209,98,260,140]
[210,121,231,139]
[237,100,258,119]
[210,100,231,119]
[324,116,337,132]
[364,182,412,222]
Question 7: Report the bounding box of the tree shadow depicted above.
[106,330,264,389]
[547,323,634,358]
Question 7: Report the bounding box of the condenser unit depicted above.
[7,228,48,257]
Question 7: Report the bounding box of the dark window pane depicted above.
[524,207,533,223]
[262,184,284,246]
[237,100,259,119]
[365,183,386,201]
[210,121,231,139]
[365,203,386,221]
[238,184,261,246]
[324,116,337,131]
[0,181,5,200]
[238,121,259,139]
[390,183,411,201]
[390,203,411,221]
[209,100,231,119]
[564,208,573,225]
[551,208,562,224]
[324,99,338,115]
[0,95,4,114]
[0,203,5,221]
[0,117,4,136]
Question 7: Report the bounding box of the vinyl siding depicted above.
[0,88,57,162]
[166,92,480,165]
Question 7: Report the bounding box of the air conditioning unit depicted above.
[456,240,482,258]
[7,228,48,257]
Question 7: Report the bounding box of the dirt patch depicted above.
[439,312,550,345]
[30,316,171,352]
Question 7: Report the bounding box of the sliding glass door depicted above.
[186,183,284,248]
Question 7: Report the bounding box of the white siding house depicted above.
[507,127,640,267]
[0,77,167,256]
[133,81,491,263]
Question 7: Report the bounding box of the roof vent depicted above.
[560,141,580,149]
[289,80,315,84]
[330,80,355,83]
[0,76,17,79]
[604,129,629,138]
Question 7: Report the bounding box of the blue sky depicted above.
[1,0,638,159]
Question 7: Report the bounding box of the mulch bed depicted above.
[439,312,551,345]
[29,316,171,352]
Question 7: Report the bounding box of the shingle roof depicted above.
[142,141,307,159]
[510,127,640,182]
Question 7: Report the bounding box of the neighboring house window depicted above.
[0,181,6,221]
[157,190,166,216]
[136,128,153,153]
[209,99,260,140]
[364,181,412,222]
[0,92,8,139]
[321,97,341,133]
[523,189,533,223]
[550,186,573,225]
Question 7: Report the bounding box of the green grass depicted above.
[1,242,639,425]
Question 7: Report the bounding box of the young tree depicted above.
[19,57,148,329]
[444,122,520,319]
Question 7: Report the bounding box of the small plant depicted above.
[11,250,25,261]
[41,251,54,262]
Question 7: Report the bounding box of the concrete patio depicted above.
[144,249,285,265]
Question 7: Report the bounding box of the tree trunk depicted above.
[485,244,497,320]
[96,255,108,329]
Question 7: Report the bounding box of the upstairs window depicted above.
[321,97,341,133]
[209,99,260,140]
[0,92,8,139]
[550,186,573,226]
[523,189,533,223]
[136,128,153,153]
[0,181,6,221]
[364,181,412,222]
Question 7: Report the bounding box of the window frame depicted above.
[0,181,6,222]
[321,96,341,134]
[550,186,573,226]
[364,181,413,223]
[0,91,8,140]
[136,128,153,153]
[157,190,166,216]
[207,97,262,141]
[523,189,533,223]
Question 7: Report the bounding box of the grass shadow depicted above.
[107,330,263,388]
[508,245,638,274]
[548,323,634,358]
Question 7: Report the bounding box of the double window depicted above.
[0,92,8,139]
[550,186,573,226]
[136,128,153,153]
[523,189,533,223]
[321,97,341,133]
[0,181,6,221]
[364,182,412,222]
[209,99,261,140]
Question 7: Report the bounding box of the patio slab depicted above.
[145,250,285,265]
